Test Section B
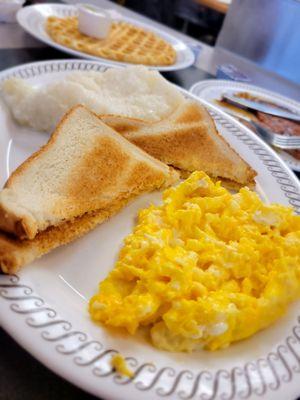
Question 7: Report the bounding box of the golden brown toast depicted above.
[0,197,130,274]
[0,105,178,240]
[100,100,257,187]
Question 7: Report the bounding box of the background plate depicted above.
[16,3,195,72]
[1,60,300,400]
[190,79,300,172]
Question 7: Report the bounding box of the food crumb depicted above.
[111,354,134,378]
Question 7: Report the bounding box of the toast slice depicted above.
[0,197,130,274]
[100,100,256,187]
[0,105,178,240]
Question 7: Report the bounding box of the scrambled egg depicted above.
[111,354,134,378]
[90,172,300,351]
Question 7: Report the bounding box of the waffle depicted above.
[46,16,176,66]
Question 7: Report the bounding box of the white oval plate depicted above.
[1,60,300,400]
[16,3,195,72]
[190,79,300,172]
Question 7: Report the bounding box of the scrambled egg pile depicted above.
[90,172,300,351]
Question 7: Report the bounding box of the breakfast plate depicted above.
[16,3,195,72]
[190,79,300,172]
[1,60,300,400]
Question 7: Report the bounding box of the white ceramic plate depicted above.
[1,60,300,400]
[190,79,300,172]
[16,3,195,72]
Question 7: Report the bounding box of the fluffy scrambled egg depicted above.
[90,172,300,351]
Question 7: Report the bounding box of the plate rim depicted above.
[0,59,300,400]
[190,79,300,172]
[16,3,195,72]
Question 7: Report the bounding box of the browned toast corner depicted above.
[100,100,257,187]
[0,196,130,274]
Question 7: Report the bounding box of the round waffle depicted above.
[46,16,176,66]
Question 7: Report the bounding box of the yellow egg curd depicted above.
[89,171,300,351]
[111,354,134,377]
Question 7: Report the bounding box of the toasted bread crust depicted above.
[100,101,257,187]
[0,206,28,238]
[0,106,84,239]
[0,105,178,240]
[0,197,130,274]
[5,106,82,189]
